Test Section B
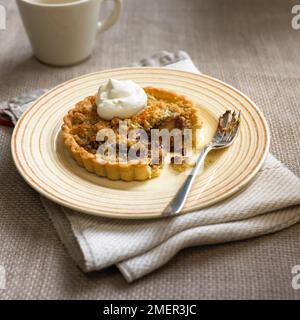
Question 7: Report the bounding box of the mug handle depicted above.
[97,0,122,33]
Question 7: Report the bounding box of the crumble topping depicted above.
[62,87,202,180]
[68,88,199,156]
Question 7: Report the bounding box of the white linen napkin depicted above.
[4,51,300,282]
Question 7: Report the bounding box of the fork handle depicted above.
[162,145,212,217]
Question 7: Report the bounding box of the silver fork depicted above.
[162,110,241,217]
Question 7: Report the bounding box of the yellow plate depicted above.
[11,67,270,219]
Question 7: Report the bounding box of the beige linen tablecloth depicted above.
[1,0,300,299]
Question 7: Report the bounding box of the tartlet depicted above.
[62,87,202,181]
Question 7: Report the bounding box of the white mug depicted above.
[16,0,122,66]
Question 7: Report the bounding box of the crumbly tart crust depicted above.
[62,87,202,181]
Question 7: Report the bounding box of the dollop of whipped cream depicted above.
[96,78,147,120]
